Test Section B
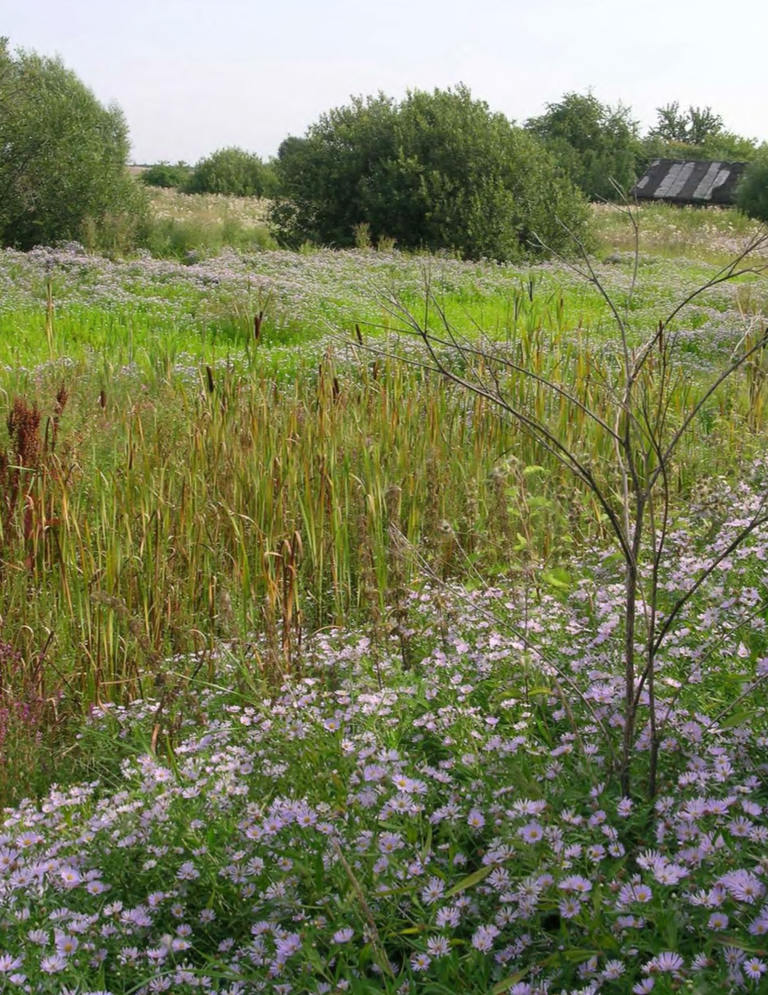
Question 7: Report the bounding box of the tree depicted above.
[141,161,192,189]
[736,149,768,222]
[270,86,590,261]
[525,92,640,201]
[649,102,723,145]
[640,103,759,172]
[184,147,270,197]
[0,38,147,251]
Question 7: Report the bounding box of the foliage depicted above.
[4,551,768,992]
[140,161,192,189]
[270,85,591,260]
[736,150,768,222]
[0,228,766,810]
[184,146,274,198]
[592,201,765,263]
[650,102,724,145]
[525,91,640,201]
[0,38,149,252]
[1,196,768,991]
[641,102,759,167]
[387,217,768,798]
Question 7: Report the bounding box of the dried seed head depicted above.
[8,399,41,468]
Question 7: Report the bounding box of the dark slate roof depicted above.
[631,158,747,205]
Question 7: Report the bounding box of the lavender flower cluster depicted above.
[1,463,768,993]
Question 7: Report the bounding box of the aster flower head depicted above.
[411,952,431,972]
[644,951,684,974]
[744,957,766,979]
[518,821,544,844]
[0,955,23,974]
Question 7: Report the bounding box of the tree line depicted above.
[2,37,767,259]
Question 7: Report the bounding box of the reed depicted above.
[0,220,765,802]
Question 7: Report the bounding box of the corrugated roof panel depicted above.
[631,159,747,205]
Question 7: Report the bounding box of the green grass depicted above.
[0,201,765,807]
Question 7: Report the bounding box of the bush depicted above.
[140,161,192,189]
[525,92,640,201]
[270,85,591,261]
[185,147,271,197]
[736,151,768,222]
[0,38,149,252]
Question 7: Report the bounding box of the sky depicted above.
[3,0,767,165]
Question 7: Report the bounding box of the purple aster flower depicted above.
[559,875,592,894]
[559,897,582,919]
[467,808,485,829]
[602,960,625,979]
[411,952,431,972]
[518,822,544,844]
[421,877,445,904]
[54,931,79,957]
[176,861,199,881]
[40,953,67,974]
[645,951,684,974]
[744,958,766,979]
[378,832,403,854]
[426,936,450,957]
[471,924,500,952]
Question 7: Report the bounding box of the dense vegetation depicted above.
[184,146,277,198]
[0,38,148,252]
[140,161,193,189]
[2,34,768,994]
[738,152,768,222]
[0,200,766,993]
[269,86,590,260]
[525,93,639,201]
[2,32,765,260]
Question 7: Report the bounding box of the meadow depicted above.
[0,199,768,994]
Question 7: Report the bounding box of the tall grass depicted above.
[0,331,764,738]
[0,209,766,803]
[142,188,276,259]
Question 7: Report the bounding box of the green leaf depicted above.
[543,567,571,589]
[443,863,493,898]
[562,948,602,963]
[491,966,530,993]
[719,708,756,729]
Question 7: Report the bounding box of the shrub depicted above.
[736,150,768,222]
[270,85,591,261]
[185,146,270,197]
[0,38,149,252]
[525,91,641,201]
[140,161,192,189]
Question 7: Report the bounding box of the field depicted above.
[1,199,768,994]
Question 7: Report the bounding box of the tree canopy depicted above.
[736,150,768,222]
[0,39,147,251]
[184,147,276,198]
[642,101,759,163]
[525,93,640,201]
[270,86,590,261]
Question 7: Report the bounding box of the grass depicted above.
[592,201,768,264]
[142,188,276,259]
[0,198,767,992]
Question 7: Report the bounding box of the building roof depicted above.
[631,158,747,205]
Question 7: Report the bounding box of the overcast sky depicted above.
[4,0,767,164]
